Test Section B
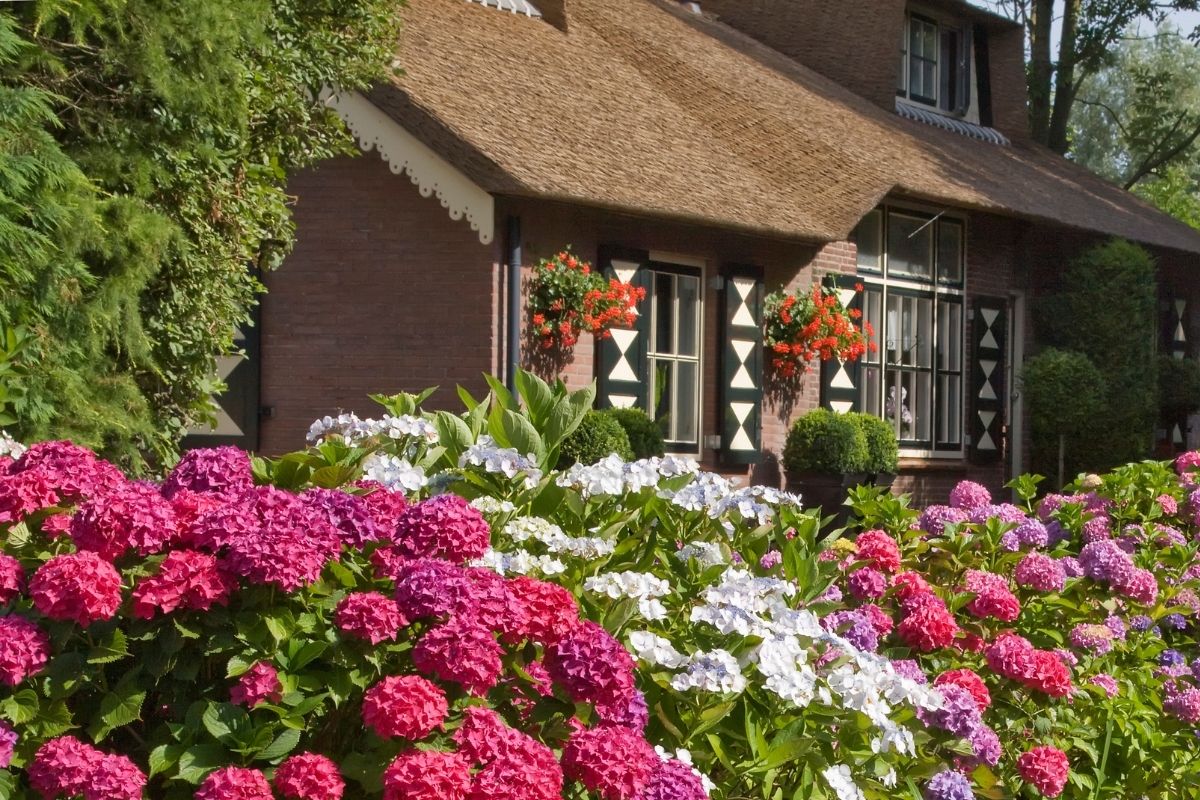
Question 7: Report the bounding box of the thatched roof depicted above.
[369,0,1200,254]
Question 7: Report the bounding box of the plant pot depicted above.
[785,470,868,531]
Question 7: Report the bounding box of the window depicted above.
[852,208,965,454]
[647,267,701,451]
[897,11,972,115]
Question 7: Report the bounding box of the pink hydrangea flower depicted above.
[0,721,14,769]
[0,553,25,604]
[896,595,959,652]
[30,552,123,625]
[161,447,254,498]
[394,495,490,563]
[230,662,282,707]
[381,750,471,800]
[0,614,50,685]
[273,753,345,800]
[545,621,637,708]
[1016,746,1070,798]
[461,568,530,641]
[561,725,659,800]
[354,481,408,536]
[222,524,333,592]
[0,468,62,524]
[131,550,236,619]
[70,481,179,559]
[854,529,901,572]
[390,558,473,620]
[847,567,887,600]
[935,668,991,712]
[300,487,379,549]
[335,592,407,644]
[84,752,147,800]
[28,736,104,799]
[362,675,448,740]
[412,616,504,696]
[12,441,123,504]
[963,570,1020,622]
[453,708,562,800]
[1014,553,1066,592]
[508,576,580,645]
[640,759,708,800]
[195,766,273,800]
[1089,673,1119,698]
[1113,567,1158,605]
[949,480,991,510]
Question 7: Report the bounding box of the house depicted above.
[191,0,1200,503]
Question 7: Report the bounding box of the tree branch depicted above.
[1124,116,1200,188]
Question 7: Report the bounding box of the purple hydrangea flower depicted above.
[917,684,981,738]
[891,659,928,684]
[1089,674,1119,698]
[999,531,1020,552]
[1164,613,1189,631]
[968,726,1001,767]
[822,610,878,652]
[1079,540,1134,584]
[949,481,991,511]
[924,769,975,800]
[1161,649,1187,668]
[919,505,968,537]
[758,550,782,570]
[1015,518,1049,549]
[1129,615,1155,632]
[1059,556,1084,578]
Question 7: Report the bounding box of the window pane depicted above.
[910,370,932,443]
[937,221,963,283]
[887,213,933,279]
[854,211,882,271]
[677,275,699,357]
[861,365,882,417]
[863,286,882,363]
[885,292,901,364]
[675,361,698,444]
[940,28,959,111]
[652,359,672,439]
[939,373,961,445]
[653,273,674,355]
[938,300,963,371]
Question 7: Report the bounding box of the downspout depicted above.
[505,215,522,390]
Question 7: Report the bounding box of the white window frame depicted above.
[854,205,967,460]
[645,255,705,457]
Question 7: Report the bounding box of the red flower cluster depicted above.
[854,529,901,573]
[764,282,875,378]
[1017,746,1070,797]
[984,634,1073,697]
[896,592,959,652]
[962,570,1021,622]
[273,753,345,800]
[527,249,645,350]
[361,675,448,739]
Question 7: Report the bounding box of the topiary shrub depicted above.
[557,409,634,467]
[782,408,868,475]
[853,413,899,475]
[602,407,665,460]
[1021,348,1107,485]
[1159,355,1200,419]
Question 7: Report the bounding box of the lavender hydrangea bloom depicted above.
[1014,518,1049,549]
[919,505,969,537]
[822,610,878,652]
[1069,624,1114,656]
[1045,520,1070,546]
[1059,556,1084,578]
[999,532,1020,552]
[1163,614,1189,632]
[924,770,975,800]
[917,684,981,738]
[968,726,1001,767]
[1079,540,1134,583]
[1105,615,1126,640]
[1129,615,1155,632]
[891,659,928,684]
[1161,649,1187,668]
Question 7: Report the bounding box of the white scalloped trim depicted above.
[324,90,495,245]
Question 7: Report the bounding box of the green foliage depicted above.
[557,409,634,468]
[1033,239,1159,473]
[782,408,869,475]
[1022,347,1107,481]
[0,0,403,468]
[853,412,898,475]
[1159,354,1200,417]
[602,407,665,460]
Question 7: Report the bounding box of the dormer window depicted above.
[898,10,972,117]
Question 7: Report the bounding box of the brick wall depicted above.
[702,0,906,111]
[986,24,1031,139]
[258,155,497,454]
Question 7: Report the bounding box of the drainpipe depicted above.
[505,215,522,391]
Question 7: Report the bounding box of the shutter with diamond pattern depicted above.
[819,277,864,413]
[595,247,652,411]
[1164,297,1190,449]
[719,265,764,464]
[970,296,1007,464]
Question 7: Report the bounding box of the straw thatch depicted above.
[372,0,1200,254]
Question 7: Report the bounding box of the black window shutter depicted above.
[719,265,764,465]
[595,247,651,411]
[957,25,973,115]
[819,277,864,414]
[970,296,1007,464]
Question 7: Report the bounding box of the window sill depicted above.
[897,457,969,473]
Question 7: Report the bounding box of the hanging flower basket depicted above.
[763,279,876,378]
[528,249,645,350]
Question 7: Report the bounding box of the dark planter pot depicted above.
[785,470,869,531]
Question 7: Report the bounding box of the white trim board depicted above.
[322,89,495,245]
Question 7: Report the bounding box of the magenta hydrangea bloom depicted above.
[273,753,345,800]
[544,621,637,708]
[1069,624,1114,655]
[394,494,490,563]
[382,750,471,800]
[362,675,448,740]
[84,752,147,800]
[0,721,15,769]
[562,725,660,800]
[392,558,474,620]
[1089,673,1119,698]
[0,468,62,525]
[462,567,531,641]
[507,576,580,645]
[949,480,991,510]
[28,736,104,799]
[131,550,236,619]
[30,552,123,625]
[453,708,563,800]
[847,567,887,600]
[1166,685,1200,724]
[0,614,50,686]
[1016,746,1070,798]
[230,662,282,707]
[222,523,332,592]
[1081,515,1112,544]
[354,480,408,537]
[1114,568,1159,605]
[412,616,504,696]
[918,505,968,536]
[0,553,24,604]
[640,759,708,800]
[335,592,407,644]
[1014,552,1065,593]
[13,441,123,504]
[71,481,179,559]
[300,487,379,549]
[195,766,274,800]
[963,570,1020,622]
[161,446,254,498]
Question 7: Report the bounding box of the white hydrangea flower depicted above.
[504,516,564,544]
[675,540,725,568]
[755,635,818,707]
[822,765,865,800]
[469,496,516,515]
[308,413,437,445]
[361,454,427,492]
[470,548,565,577]
[544,534,615,560]
[627,631,687,669]
[0,431,25,459]
[460,436,543,488]
[670,649,747,694]
[585,571,671,620]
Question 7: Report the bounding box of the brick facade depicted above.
[258,155,497,454]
